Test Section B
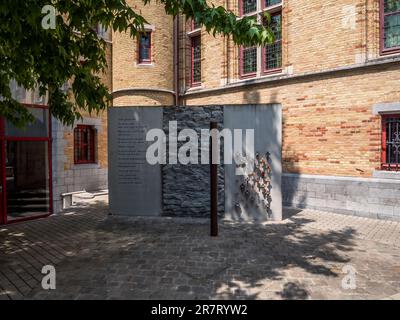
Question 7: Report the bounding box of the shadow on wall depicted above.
[242,87,279,105]
[241,88,298,220]
[243,90,261,104]
[227,92,282,221]
[282,142,307,214]
[244,87,305,214]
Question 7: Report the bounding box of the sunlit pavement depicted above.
[1,195,400,300]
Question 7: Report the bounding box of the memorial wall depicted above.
[162,106,225,218]
[224,105,282,221]
[108,104,282,221]
[108,107,163,216]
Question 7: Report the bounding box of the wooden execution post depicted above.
[210,121,218,237]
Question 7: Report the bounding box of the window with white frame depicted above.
[239,0,283,78]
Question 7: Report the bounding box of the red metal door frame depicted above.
[0,118,4,225]
[0,104,53,225]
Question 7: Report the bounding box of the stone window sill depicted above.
[73,163,101,169]
[186,84,205,92]
[373,102,400,115]
[136,63,155,68]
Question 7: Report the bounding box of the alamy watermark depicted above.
[145,121,255,175]
[41,5,56,30]
[341,264,357,290]
[41,265,56,290]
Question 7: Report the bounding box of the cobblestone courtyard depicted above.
[1,195,400,300]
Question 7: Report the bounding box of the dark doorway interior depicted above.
[6,141,50,221]
[0,105,52,224]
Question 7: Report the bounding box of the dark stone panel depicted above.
[162,106,225,217]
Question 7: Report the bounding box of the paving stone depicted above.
[1,195,400,300]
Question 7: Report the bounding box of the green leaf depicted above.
[0,0,274,127]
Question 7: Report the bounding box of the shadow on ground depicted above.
[20,201,360,300]
[0,197,108,299]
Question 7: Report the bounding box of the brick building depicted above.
[2,0,399,225]
[0,27,110,225]
[111,0,400,220]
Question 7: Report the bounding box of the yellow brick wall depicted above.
[176,0,400,177]
[62,114,109,171]
[96,42,111,169]
[109,0,400,178]
[179,0,226,89]
[63,43,112,170]
[183,62,400,177]
[112,0,174,106]
[113,90,174,106]
[181,0,386,91]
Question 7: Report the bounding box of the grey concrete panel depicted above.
[224,104,282,221]
[108,107,162,216]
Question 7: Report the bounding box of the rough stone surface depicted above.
[162,106,224,217]
[1,196,400,300]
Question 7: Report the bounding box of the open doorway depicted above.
[0,105,52,224]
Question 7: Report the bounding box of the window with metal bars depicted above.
[263,12,282,72]
[138,32,151,63]
[241,0,257,15]
[74,125,96,164]
[191,35,202,85]
[381,0,400,53]
[382,114,400,171]
[240,46,257,77]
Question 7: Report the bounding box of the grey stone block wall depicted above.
[52,118,108,213]
[283,173,400,221]
[162,106,225,218]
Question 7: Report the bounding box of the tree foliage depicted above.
[0,0,274,126]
